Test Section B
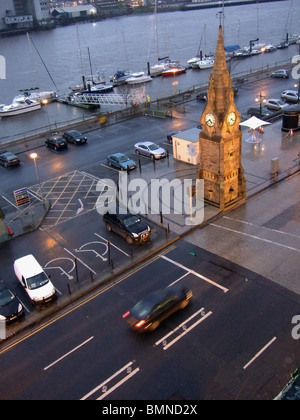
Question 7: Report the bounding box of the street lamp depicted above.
[294,82,300,103]
[30,153,44,205]
[255,92,267,116]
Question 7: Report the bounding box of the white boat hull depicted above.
[126,75,152,85]
[0,102,41,117]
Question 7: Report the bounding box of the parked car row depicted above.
[45,130,87,151]
[0,254,57,325]
[0,130,88,170]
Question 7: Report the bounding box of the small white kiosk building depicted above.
[172,127,201,165]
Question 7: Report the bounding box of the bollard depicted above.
[107,241,111,265]
[74,258,79,282]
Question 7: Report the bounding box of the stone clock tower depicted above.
[198,25,246,210]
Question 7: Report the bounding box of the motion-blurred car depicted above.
[122,285,193,332]
[107,153,137,171]
[265,99,290,111]
[0,281,24,323]
[45,135,68,151]
[134,142,166,160]
[103,208,151,245]
[271,69,289,79]
[63,130,87,145]
[0,151,20,168]
[281,90,299,104]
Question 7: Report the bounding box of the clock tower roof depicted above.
[202,25,237,132]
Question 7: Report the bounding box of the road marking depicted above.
[1,195,18,209]
[64,248,97,275]
[76,199,84,215]
[223,216,300,240]
[168,272,190,286]
[243,337,277,370]
[44,336,94,371]
[155,307,205,346]
[95,233,130,257]
[210,223,300,253]
[101,163,121,173]
[161,255,229,293]
[155,308,212,351]
[81,361,139,400]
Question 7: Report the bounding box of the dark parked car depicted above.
[167,131,180,145]
[103,209,151,245]
[63,130,87,145]
[107,153,137,171]
[45,135,68,151]
[247,106,272,118]
[0,281,24,324]
[0,151,20,168]
[123,285,193,332]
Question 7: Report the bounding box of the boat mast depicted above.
[26,32,39,90]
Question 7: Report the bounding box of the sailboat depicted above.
[188,25,215,70]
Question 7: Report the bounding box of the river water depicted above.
[0,0,299,143]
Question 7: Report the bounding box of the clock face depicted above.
[205,114,216,127]
[227,112,237,126]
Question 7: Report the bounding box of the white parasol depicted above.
[240,116,271,130]
[240,116,271,144]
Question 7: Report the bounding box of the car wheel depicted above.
[126,235,134,245]
[108,161,112,167]
[180,299,190,309]
[135,149,140,155]
[105,223,112,232]
[150,154,155,160]
[149,321,160,331]
[54,146,58,151]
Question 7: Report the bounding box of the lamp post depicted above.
[294,82,300,103]
[30,153,44,205]
[255,92,267,117]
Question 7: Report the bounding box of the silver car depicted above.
[265,99,290,111]
[134,142,166,160]
[271,69,289,79]
[281,90,299,104]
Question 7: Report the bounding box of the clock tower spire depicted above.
[198,25,246,210]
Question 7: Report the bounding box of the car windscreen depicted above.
[118,156,130,163]
[148,144,159,151]
[70,131,81,136]
[131,291,166,318]
[27,272,49,290]
[123,215,141,228]
[0,289,15,307]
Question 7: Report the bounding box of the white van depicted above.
[14,255,56,304]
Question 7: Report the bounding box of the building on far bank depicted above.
[0,0,52,32]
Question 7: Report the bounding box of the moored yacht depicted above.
[0,97,41,117]
[126,72,152,85]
